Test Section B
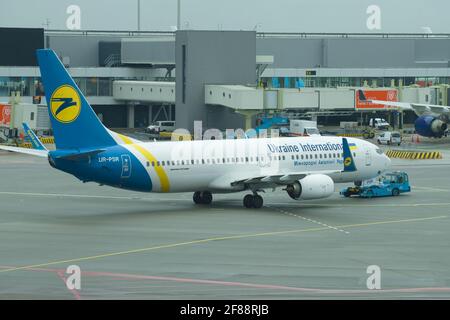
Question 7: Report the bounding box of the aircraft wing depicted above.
[0,145,48,157]
[210,137,356,190]
[208,169,341,191]
[230,169,341,187]
[357,89,450,117]
[369,99,450,117]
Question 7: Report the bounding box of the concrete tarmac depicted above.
[0,150,449,299]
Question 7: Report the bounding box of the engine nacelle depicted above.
[286,174,334,200]
[415,115,448,138]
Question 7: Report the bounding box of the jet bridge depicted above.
[205,85,265,129]
[113,80,175,103]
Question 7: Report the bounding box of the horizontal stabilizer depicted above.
[56,149,106,161]
[0,145,48,157]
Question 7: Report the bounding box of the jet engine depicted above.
[415,115,448,138]
[286,174,334,200]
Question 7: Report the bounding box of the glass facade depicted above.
[262,76,450,89]
[0,76,155,97]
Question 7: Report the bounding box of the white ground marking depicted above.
[412,186,450,192]
[266,205,350,234]
[0,191,186,202]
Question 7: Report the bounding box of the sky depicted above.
[1,0,449,33]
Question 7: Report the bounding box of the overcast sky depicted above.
[1,0,449,33]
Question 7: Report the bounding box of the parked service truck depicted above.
[290,120,320,136]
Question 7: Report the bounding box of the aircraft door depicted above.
[365,148,372,166]
[121,154,132,178]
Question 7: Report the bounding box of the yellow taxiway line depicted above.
[0,215,446,274]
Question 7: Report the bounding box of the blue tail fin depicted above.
[22,122,47,151]
[36,49,116,150]
[342,138,357,172]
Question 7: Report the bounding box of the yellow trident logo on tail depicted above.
[50,85,81,123]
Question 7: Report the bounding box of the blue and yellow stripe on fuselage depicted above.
[115,134,170,193]
[49,144,153,192]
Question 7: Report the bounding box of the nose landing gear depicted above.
[193,191,213,205]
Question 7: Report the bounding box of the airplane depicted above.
[0,49,391,209]
[358,90,449,138]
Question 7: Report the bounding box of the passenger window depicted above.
[301,155,304,160]
[191,160,194,165]
[146,161,150,167]
[161,161,165,166]
[181,160,184,165]
[152,161,155,167]
[315,154,318,159]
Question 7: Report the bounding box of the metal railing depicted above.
[256,32,450,39]
[45,29,450,39]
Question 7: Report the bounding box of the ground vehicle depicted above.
[146,121,176,133]
[369,118,390,130]
[377,131,401,146]
[340,171,411,198]
[290,120,320,136]
[362,128,376,139]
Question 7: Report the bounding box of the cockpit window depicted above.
[376,148,383,155]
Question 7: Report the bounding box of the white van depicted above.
[146,121,176,133]
[369,118,390,130]
[377,131,402,146]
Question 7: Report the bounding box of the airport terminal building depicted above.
[1,27,449,133]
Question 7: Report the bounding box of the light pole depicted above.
[177,0,181,30]
[137,0,141,31]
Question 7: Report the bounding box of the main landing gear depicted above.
[193,191,213,205]
[243,193,263,209]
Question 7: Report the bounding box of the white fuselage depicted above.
[119,135,391,193]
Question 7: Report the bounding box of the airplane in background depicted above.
[0,49,391,209]
[358,90,449,138]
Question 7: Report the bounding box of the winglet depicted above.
[358,89,367,102]
[22,122,47,151]
[342,138,357,172]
